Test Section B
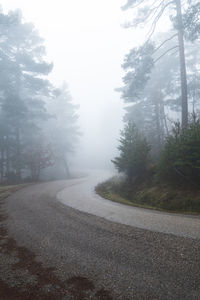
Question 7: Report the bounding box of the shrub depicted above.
[112,122,151,183]
[158,115,200,186]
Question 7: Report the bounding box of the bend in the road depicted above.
[57,170,200,240]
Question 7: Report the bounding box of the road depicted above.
[1,170,200,299]
[58,170,200,240]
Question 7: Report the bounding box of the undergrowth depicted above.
[96,177,200,214]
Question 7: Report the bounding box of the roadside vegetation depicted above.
[96,0,200,214]
[97,116,200,213]
[96,178,200,213]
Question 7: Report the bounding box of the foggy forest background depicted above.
[0,0,200,204]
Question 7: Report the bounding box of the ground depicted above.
[0,177,200,299]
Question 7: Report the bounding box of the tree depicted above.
[120,42,155,102]
[44,83,80,179]
[112,122,151,182]
[124,42,200,159]
[24,136,54,182]
[175,0,188,127]
[0,9,53,183]
[158,114,200,186]
[121,32,179,156]
[121,0,199,128]
[0,8,80,184]
[183,2,200,41]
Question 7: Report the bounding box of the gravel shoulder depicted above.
[0,177,200,299]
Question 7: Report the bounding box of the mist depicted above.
[0,0,199,182]
[0,0,145,175]
[0,1,200,299]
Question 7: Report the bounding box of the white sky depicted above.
[1,0,147,168]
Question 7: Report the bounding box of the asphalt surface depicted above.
[1,170,200,299]
[58,170,200,240]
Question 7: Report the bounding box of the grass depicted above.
[96,177,200,215]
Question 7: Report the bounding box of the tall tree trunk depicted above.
[0,148,4,183]
[16,127,21,182]
[5,135,10,177]
[160,100,169,136]
[175,0,188,128]
[155,101,162,154]
[63,158,70,179]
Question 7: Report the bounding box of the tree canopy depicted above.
[0,9,79,183]
[120,0,200,128]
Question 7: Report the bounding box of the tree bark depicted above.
[63,158,70,179]
[155,100,162,154]
[175,0,188,128]
[0,148,4,183]
[16,127,22,182]
[5,135,10,177]
[161,102,169,136]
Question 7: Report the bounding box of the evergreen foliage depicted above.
[45,83,80,179]
[120,0,200,129]
[121,43,155,101]
[183,2,200,41]
[0,9,79,183]
[112,122,151,182]
[158,115,200,186]
[120,31,200,158]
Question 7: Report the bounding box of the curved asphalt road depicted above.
[58,170,200,240]
[2,170,200,299]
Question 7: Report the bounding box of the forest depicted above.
[97,0,200,213]
[0,9,79,184]
[0,2,200,299]
[0,1,200,212]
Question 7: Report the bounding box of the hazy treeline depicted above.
[121,34,200,158]
[113,0,200,187]
[0,9,79,184]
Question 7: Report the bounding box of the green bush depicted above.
[112,122,151,182]
[158,115,200,186]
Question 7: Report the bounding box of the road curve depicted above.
[58,170,200,240]
[1,171,200,299]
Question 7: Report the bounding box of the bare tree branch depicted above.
[121,0,145,11]
[153,33,178,54]
[146,0,169,24]
[146,1,174,42]
[154,45,179,63]
[170,49,179,56]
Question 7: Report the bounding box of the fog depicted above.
[1,0,143,170]
[0,0,199,182]
[0,3,199,299]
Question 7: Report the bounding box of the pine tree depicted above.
[112,122,151,182]
[44,83,80,179]
[121,0,200,128]
[0,9,52,182]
